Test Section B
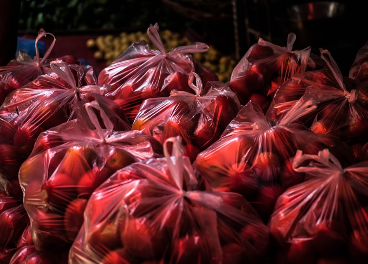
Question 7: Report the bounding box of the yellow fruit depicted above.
[94,51,104,60]
[86,39,96,48]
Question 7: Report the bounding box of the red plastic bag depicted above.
[9,245,69,264]
[69,137,269,264]
[98,23,218,122]
[0,29,79,104]
[229,33,314,112]
[19,102,162,252]
[270,149,368,264]
[195,100,355,222]
[271,50,368,145]
[0,61,130,197]
[349,41,368,83]
[132,77,241,162]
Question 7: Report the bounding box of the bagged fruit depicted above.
[9,245,69,264]
[229,33,315,112]
[19,102,162,252]
[195,99,356,222]
[270,49,368,134]
[0,29,79,105]
[132,76,241,162]
[349,41,368,83]
[69,136,269,264]
[98,23,218,122]
[270,149,368,264]
[0,61,130,196]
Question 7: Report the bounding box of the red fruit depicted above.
[222,243,248,264]
[280,159,305,189]
[121,218,170,260]
[64,198,88,242]
[39,101,68,130]
[88,219,123,252]
[47,149,67,177]
[56,147,92,181]
[240,223,269,259]
[249,93,270,113]
[160,203,191,237]
[31,209,69,251]
[173,235,208,264]
[21,251,56,264]
[9,245,37,264]
[59,55,80,65]
[17,224,33,247]
[77,168,112,197]
[0,196,20,214]
[161,115,197,144]
[0,205,29,248]
[163,71,191,93]
[311,121,330,134]
[193,115,222,150]
[193,59,219,88]
[41,173,78,210]
[105,148,137,172]
[246,44,274,61]
[252,152,280,182]
[0,143,20,180]
[183,143,200,163]
[0,119,16,144]
[287,240,316,264]
[311,225,346,257]
[13,126,45,157]
[254,184,284,221]
[101,249,137,264]
[351,143,363,161]
[32,133,64,155]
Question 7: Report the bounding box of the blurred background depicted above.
[9,0,368,78]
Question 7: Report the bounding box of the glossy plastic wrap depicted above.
[195,100,356,222]
[98,23,218,122]
[132,78,241,162]
[0,29,79,105]
[9,245,69,264]
[69,137,269,264]
[19,102,162,253]
[229,33,313,112]
[0,61,130,197]
[270,149,368,264]
[271,50,368,145]
[349,41,368,83]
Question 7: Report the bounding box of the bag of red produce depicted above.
[350,41,368,83]
[98,23,218,122]
[270,149,368,264]
[19,102,162,252]
[270,49,368,134]
[195,99,356,222]
[0,29,79,105]
[229,33,316,112]
[69,136,269,264]
[9,245,69,264]
[0,61,130,197]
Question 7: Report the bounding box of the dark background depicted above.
[4,0,368,75]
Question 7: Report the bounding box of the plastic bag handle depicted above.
[147,23,166,55]
[258,32,296,54]
[50,61,77,89]
[279,99,317,126]
[84,101,114,141]
[174,42,209,54]
[320,49,346,91]
[293,149,344,174]
[35,29,56,66]
[188,72,203,96]
[163,136,185,190]
[286,32,296,51]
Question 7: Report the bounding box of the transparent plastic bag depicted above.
[195,99,355,222]
[98,23,218,122]
[270,149,368,264]
[132,76,241,162]
[0,29,79,105]
[19,102,162,252]
[69,137,270,264]
[9,245,69,264]
[0,61,130,197]
[349,41,368,83]
[229,33,313,112]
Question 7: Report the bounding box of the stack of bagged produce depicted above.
[1,21,368,263]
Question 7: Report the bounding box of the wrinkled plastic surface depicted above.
[69,137,269,264]
[270,49,368,145]
[98,23,218,122]
[9,245,69,264]
[195,100,356,221]
[229,33,313,112]
[0,29,79,105]
[132,80,241,162]
[19,103,162,252]
[270,149,368,264]
[0,61,130,197]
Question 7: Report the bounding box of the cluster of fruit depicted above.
[0,22,368,264]
[87,28,236,82]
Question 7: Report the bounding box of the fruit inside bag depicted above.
[270,48,368,133]
[349,41,368,83]
[270,149,368,264]
[132,74,241,162]
[0,29,79,105]
[0,61,131,197]
[229,33,314,112]
[69,137,270,264]
[19,102,162,252]
[98,23,218,122]
[9,245,69,264]
[195,99,356,222]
